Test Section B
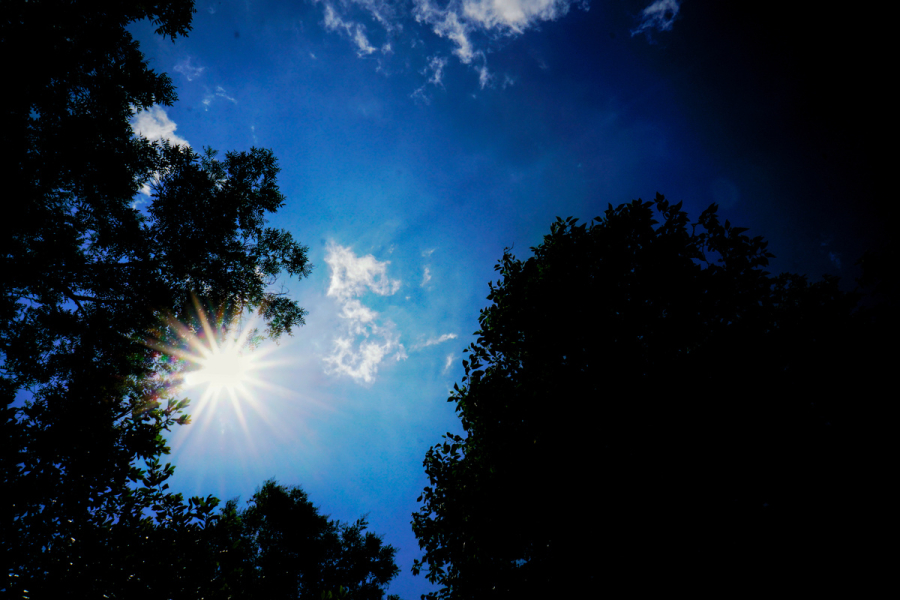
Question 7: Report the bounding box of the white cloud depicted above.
[426,56,448,87]
[414,0,581,64]
[443,353,455,373]
[312,0,678,90]
[631,0,680,36]
[475,62,493,89]
[173,57,205,81]
[130,106,189,147]
[340,299,378,331]
[413,333,458,351]
[457,0,574,33]
[412,56,449,103]
[322,2,378,57]
[325,242,401,302]
[202,86,238,109]
[216,86,237,102]
[415,3,478,64]
[353,26,378,54]
[130,106,188,202]
[315,0,585,88]
[422,266,432,286]
[323,242,405,384]
[324,328,405,383]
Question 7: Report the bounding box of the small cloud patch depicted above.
[173,57,205,81]
[130,106,189,147]
[323,242,405,384]
[631,0,681,37]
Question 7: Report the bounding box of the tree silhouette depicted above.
[208,480,401,600]
[412,195,888,598]
[1,2,317,595]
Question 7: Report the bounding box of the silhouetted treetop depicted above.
[413,194,887,599]
[1,3,317,596]
[211,480,401,600]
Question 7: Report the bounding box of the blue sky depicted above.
[128,1,885,597]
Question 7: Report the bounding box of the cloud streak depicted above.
[203,86,238,109]
[313,0,681,88]
[412,333,458,351]
[321,2,381,56]
[631,0,680,36]
[173,57,205,81]
[315,0,585,87]
[323,242,405,383]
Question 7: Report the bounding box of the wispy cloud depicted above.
[631,0,681,36]
[432,0,573,36]
[443,353,455,373]
[326,242,401,301]
[203,86,238,109]
[321,2,380,57]
[312,0,677,89]
[173,57,205,81]
[412,333,458,351]
[315,0,585,88]
[411,55,449,103]
[475,62,492,89]
[421,266,432,286]
[323,242,405,384]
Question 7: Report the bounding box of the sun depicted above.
[184,339,256,397]
[143,296,309,463]
[147,297,270,405]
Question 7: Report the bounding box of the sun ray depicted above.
[142,297,325,469]
[146,297,270,411]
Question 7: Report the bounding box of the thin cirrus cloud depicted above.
[412,333,458,351]
[631,0,680,36]
[310,1,680,89]
[412,55,448,103]
[318,0,394,57]
[173,56,205,81]
[323,242,407,384]
[413,0,577,63]
[202,86,237,109]
[310,0,582,89]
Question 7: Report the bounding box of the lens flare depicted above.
[184,338,254,395]
[146,296,270,407]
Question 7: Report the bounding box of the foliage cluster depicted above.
[412,195,889,597]
[2,1,400,598]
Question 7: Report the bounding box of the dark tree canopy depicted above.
[412,195,889,598]
[210,481,401,600]
[1,141,313,596]
[1,1,319,595]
